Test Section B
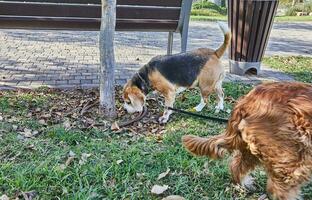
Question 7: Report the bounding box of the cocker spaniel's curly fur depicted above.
[182,82,312,200]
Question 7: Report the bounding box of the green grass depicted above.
[274,15,312,22]
[191,9,225,17]
[190,14,312,22]
[263,56,312,83]
[190,15,227,22]
[0,82,311,199]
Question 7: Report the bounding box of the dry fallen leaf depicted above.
[151,185,169,195]
[157,168,170,180]
[63,120,71,130]
[40,113,51,118]
[12,125,18,131]
[0,194,9,200]
[38,119,47,125]
[68,150,76,157]
[82,153,91,158]
[111,122,120,131]
[116,160,123,165]
[59,164,66,171]
[26,144,36,150]
[136,173,145,178]
[20,128,33,138]
[79,153,92,165]
[21,190,37,200]
[65,156,75,166]
[32,130,39,137]
[7,116,18,123]
[18,128,40,138]
[151,128,158,133]
[162,195,185,200]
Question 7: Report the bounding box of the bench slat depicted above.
[0,2,99,18]
[0,0,101,3]
[0,0,182,7]
[0,16,178,31]
[117,19,178,31]
[118,6,180,20]
[117,0,182,7]
[0,2,180,20]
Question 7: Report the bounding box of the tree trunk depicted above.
[99,0,116,119]
[292,0,297,6]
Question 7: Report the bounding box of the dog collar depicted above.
[136,72,151,95]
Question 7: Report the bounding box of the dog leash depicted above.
[152,97,229,123]
[163,81,246,123]
[166,106,229,123]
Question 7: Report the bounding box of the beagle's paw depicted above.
[193,101,206,112]
[215,104,224,113]
[193,105,204,112]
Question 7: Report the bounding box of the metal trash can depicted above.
[228,0,279,75]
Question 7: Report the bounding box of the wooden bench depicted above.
[0,0,192,54]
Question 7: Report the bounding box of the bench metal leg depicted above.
[181,29,188,53]
[180,12,191,52]
[167,32,173,55]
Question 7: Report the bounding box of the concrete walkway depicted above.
[0,21,311,89]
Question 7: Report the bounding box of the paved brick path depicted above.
[0,21,311,89]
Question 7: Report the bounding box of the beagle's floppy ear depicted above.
[128,89,146,107]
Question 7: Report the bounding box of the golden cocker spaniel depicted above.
[183,82,312,200]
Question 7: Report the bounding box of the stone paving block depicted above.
[68,79,80,84]
[30,81,44,86]
[92,79,99,84]
[81,80,92,84]
[43,80,56,85]
[80,84,97,89]
[56,80,68,85]
[37,76,50,81]
[74,76,86,80]
[86,75,98,80]
[17,81,31,86]
[116,79,127,85]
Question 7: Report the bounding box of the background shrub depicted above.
[192,1,227,16]
[285,2,312,15]
[191,9,223,16]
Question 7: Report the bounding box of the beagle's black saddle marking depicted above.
[130,51,210,94]
[149,52,208,87]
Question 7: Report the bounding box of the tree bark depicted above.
[99,0,116,119]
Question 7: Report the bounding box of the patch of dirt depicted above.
[3,87,166,135]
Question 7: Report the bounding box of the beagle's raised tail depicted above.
[215,22,231,58]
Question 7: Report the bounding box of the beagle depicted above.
[123,22,231,123]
